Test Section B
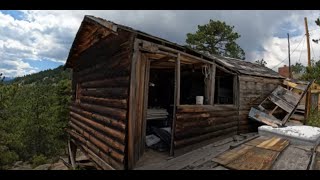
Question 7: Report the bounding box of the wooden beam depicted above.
[127,38,139,169]
[157,44,214,65]
[141,56,150,158]
[137,39,213,65]
[216,64,237,75]
[150,56,172,65]
[210,64,216,105]
[170,53,180,156]
[68,139,77,170]
[177,54,181,106]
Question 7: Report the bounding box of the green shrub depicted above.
[31,154,48,168]
[307,110,320,127]
[0,145,19,169]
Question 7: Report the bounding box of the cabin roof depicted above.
[65,15,283,79]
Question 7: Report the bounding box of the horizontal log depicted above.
[69,116,125,153]
[75,31,131,70]
[77,68,130,83]
[176,111,238,122]
[239,110,250,116]
[81,87,128,99]
[67,129,123,169]
[81,76,129,89]
[77,102,127,121]
[238,117,249,122]
[77,47,131,77]
[239,75,283,84]
[177,105,237,113]
[238,120,250,125]
[238,125,258,132]
[174,126,237,148]
[68,122,124,164]
[176,116,238,130]
[80,96,127,110]
[70,111,125,142]
[175,121,238,139]
[70,105,126,131]
[77,142,115,170]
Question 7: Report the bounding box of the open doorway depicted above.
[134,58,176,168]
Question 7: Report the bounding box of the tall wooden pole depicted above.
[287,33,292,78]
[304,17,312,122]
[305,17,311,66]
[170,53,180,156]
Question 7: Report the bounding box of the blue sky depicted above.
[0,10,320,77]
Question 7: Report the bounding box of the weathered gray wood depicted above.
[176,116,238,130]
[268,94,294,113]
[68,139,77,170]
[70,112,125,141]
[67,129,123,169]
[80,96,127,109]
[175,126,237,148]
[81,76,129,88]
[177,105,237,113]
[81,87,128,99]
[70,105,126,131]
[127,38,139,169]
[271,146,312,170]
[176,113,211,121]
[76,102,127,121]
[136,137,235,170]
[248,107,282,127]
[141,54,150,158]
[210,64,216,105]
[170,53,181,156]
[175,121,238,139]
[69,117,125,153]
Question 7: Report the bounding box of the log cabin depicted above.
[64,15,284,170]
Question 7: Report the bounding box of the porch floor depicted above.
[134,133,318,170]
[134,133,256,170]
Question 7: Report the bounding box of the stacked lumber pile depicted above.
[147,108,168,120]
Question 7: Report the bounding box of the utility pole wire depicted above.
[271,35,305,70]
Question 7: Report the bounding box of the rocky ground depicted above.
[10,150,94,170]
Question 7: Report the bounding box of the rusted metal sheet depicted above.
[226,147,280,170]
[249,79,313,127]
[256,137,289,152]
[212,145,253,165]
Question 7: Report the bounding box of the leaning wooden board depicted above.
[227,147,280,170]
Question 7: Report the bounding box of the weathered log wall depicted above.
[238,75,283,133]
[68,30,134,170]
[174,105,238,149]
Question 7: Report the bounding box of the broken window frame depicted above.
[212,65,237,107]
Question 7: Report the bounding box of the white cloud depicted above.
[0,10,320,77]
[252,12,320,71]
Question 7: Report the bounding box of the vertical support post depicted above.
[287,33,292,78]
[170,53,180,156]
[209,64,216,105]
[68,139,77,170]
[127,39,139,169]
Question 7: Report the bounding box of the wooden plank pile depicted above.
[147,108,169,120]
[212,136,290,170]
